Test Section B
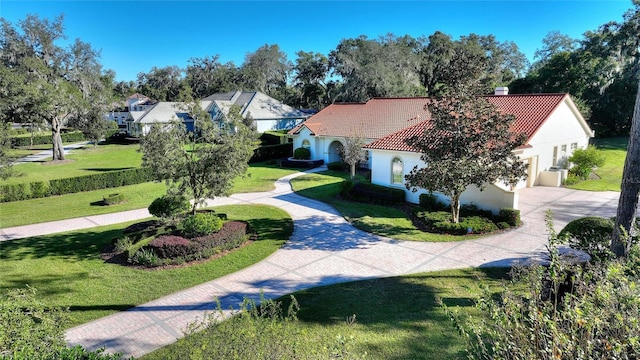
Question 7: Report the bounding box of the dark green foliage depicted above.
[0,286,121,360]
[293,147,311,160]
[342,181,405,204]
[568,145,606,179]
[0,183,29,202]
[103,193,125,205]
[559,216,615,262]
[47,168,153,196]
[415,211,452,226]
[182,212,223,238]
[147,195,189,219]
[148,235,194,259]
[250,143,292,163]
[9,131,86,147]
[279,159,324,168]
[29,181,49,199]
[327,161,348,171]
[450,214,640,360]
[259,131,288,145]
[497,222,511,230]
[419,193,446,211]
[498,208,521,227]
[460,203,494,219]
[431,216,498,235]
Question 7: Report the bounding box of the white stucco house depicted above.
[112,91,311,136]
[288,89,594,213]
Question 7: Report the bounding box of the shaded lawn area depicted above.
[0,162,298,228]
[566,136,627,191]
[144,267,510,360]
[0,204,293,327]
[290,171,478,242]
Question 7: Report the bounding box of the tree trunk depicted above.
[611,79,640,257]
[51,118,65,161]
[350,163,356,180]
[451,193,461,223]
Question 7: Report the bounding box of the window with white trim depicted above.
[391,157,403,184]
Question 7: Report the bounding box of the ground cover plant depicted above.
[565,137,627,191]
[290,171,487,242]
[143,268,510,360]
[0,204,293,327]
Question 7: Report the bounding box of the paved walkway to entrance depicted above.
[0,169,624,358]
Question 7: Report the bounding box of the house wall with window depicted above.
[369,149,518,213]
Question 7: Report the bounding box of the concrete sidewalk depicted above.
[0,170,623,358]
[13,141,92,164]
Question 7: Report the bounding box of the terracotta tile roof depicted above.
[354,94,570,152]
[288,98,431,139]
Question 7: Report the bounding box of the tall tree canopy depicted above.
[0,14,111,160]
[240,44,292,99]
[404,96,527,223]
[186,55,240,98]
[136,65,185,101]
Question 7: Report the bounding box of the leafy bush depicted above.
[496,222,511,230]
[568,145,605,179]
[103,193,125,205]
[562,174,581,185]
[148,235,196,259]
[419,193,446,211]
[182,212,223,238]
[432,216,498,235]
[498,207,521,227]
[559,216,615,262]
[460,203,493,218]
[293,147,311,160]
[10,131,86,147]
[148,194,189,219]
[131,248,160,267]
[448,215,640,360]
[250,143,292,163]
[327,161,348,171]
[0,286,120,359]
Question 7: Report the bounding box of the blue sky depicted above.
[0,1,633,82]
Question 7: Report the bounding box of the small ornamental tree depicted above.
[340,135,367,179]
[404,95,528,223]
[141,89,257,214]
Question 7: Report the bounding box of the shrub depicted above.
[416,211,452,226]
[419,193,446,211]
[559,216,615,262]
[327,161,348,171]
[432,216,498,235]
[148,194,189,219]
[114,236,133,253]
[498,208,521,227]
[568,145,605,179]
[460,203,493,218]
[192,221,248,252]
[29,181,49,199]
[449,215,640,360]
[250,143,292,163]
[131,248,160,267]
[497,222,511,230]
[10,131,86,147]
[182,212,223,238]
[148,235,196,259]
[48,167,153,196]
[562,174,581,185]
[103,193,125,205]
[293,147,311,160]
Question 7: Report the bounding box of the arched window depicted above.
[302,139,311,149]
[391,157,403,184]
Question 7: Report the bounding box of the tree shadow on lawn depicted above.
[82,167,134,172]
[0,271,90,297]
[272,268,510,360]
[0,228,122,261]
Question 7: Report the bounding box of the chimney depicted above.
[495,87,509,96]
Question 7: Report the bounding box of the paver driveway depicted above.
[0,169,625,358]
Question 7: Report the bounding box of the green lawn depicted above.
[291,171,477,242]
[566,137,627,191]
[0,162,297,228]
[144,267,510,360]
[0,204,293,327]
[5,143,143,185]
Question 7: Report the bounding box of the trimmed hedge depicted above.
[103,193,125,205]
[498,208,521,227]
[0,168,153,202]
[148,195,189,219]
[327,161,348,171]
[342,181,405,205]
[250,143,292,163]
[559,216,615,262]
[10,131,86,147]
[259,131,288,145]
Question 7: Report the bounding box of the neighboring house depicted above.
[289,89,594,212]
[106,93,157,134]
[204,91,313,133]
[112,91,311,136]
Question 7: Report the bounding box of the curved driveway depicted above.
[0,168,624,358]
